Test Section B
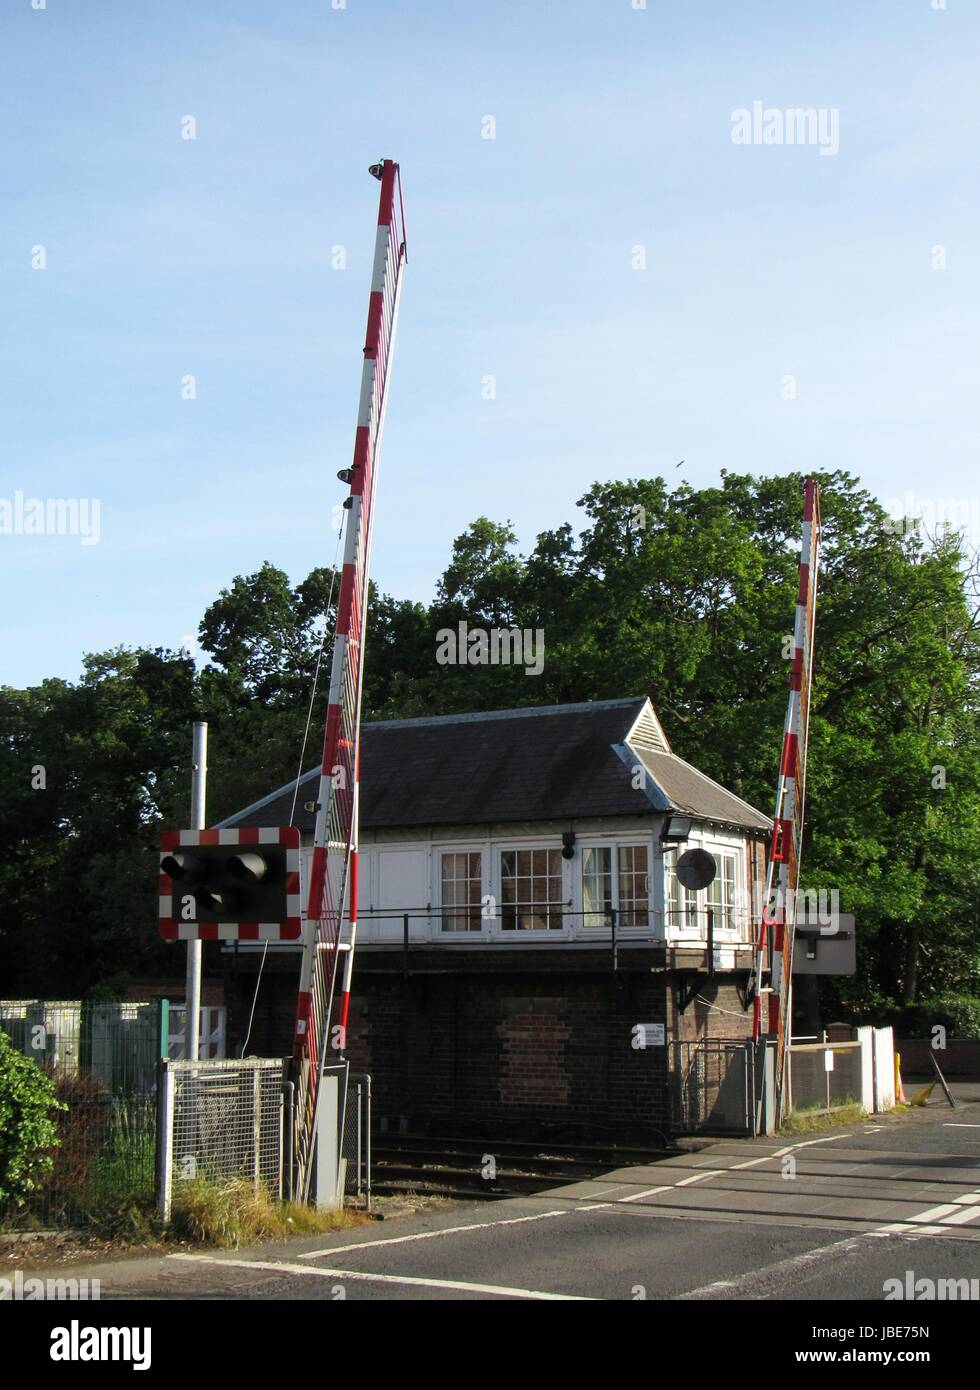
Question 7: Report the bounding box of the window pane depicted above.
[441,851,482,932]
[618,844,648,927]
[500,847,562,930]
[583,847,612,927]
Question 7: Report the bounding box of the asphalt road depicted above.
[56,1082,980,1301]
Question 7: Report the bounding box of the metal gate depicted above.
[341,1072,372,1207]
[157,1057,285,1221]
[671,1040,754,1135]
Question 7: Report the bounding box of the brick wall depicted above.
[222,950,755,1141]
[670,979,754,1045]
[342,966,672,1141]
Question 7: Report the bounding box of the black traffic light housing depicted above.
[159,828,301,940]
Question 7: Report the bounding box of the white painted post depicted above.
[186,721,207,1063]
[856,1025,875,1112]
[314,1072,342,1210]
[253,1065,261,1191]
[873,1026,896,1110]
[156,1058,175,1224]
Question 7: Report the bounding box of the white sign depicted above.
[638,1023,665,1047]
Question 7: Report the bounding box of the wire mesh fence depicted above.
[788,1042,864,1113]
[0,1001,164,1230]
[160,1058,285,1217]
[0,1086,157,1231]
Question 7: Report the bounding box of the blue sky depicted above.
[1,0,977,688]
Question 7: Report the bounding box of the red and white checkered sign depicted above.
[159,826,302,942]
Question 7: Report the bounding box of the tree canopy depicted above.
[2,469,977,1023]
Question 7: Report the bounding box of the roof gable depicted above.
[220,696,770,835]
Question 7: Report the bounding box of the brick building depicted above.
[220,697,770,1142]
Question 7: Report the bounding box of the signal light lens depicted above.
[227,852,270,884]
[161,852,212,883]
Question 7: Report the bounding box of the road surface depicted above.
[50,1083,980,1301]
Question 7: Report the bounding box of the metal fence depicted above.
[166,1006,227,1062]
[788,1040,864,1113]
[0,1000,162,1095]
[342,1073,372,1207]
[0,999,228,1094]
[671,1039,755,1135]
[158,1058,285,1221]
[0,1001,163,1230]
[0,1088,157,1231]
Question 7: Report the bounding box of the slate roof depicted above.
[221,697,771,836]
[630,747,771,833]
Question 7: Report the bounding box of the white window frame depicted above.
[494,840,571,937]
[705,850,741,940]
[664,829,750,944]
[434,844,488,935]
[575,839,653,937]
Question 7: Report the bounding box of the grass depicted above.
[4,1098,365,1250]
[780,1100,867,1134]
[169,1177,368,1249]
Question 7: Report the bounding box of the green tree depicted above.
[0,1029,64,1208]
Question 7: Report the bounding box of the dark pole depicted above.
[403,912,409,979]
[610,906,618,973]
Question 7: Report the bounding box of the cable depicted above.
[241,512,346,1056]
[289,516,346,826]
[240,942,267,1056]
[692,992,749,1019]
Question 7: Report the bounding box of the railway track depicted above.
[369,1133,680,1200]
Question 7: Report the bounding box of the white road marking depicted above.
[935,1204,980,1227]
[621,1135,845,1200]
[945,1123,980,1128]
[677,1169,724,1186]
[558,1182,634,1199]
[169,1253,593,1300]
[298,1207,572,1260]
[906,1203,962,1223]
[899,1191,980,1226]
[874,1223,953,1237]
[679,1235,863,1299]
[682,1179,980,1296]
[728,1135,845,1170]
[277,1134,980,1297]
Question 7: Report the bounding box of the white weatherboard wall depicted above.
[289,819,757,947]
[872,1026,896,1111]
[376,847,429,939]
[856,1025,876,1113]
